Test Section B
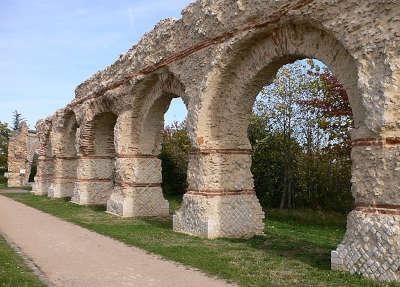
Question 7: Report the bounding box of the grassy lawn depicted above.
[0,183,32,192]
[0,236,45,287]
[3,192,400,287]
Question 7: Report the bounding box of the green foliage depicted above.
[250,59,353,212]
[159,121,191,196]
[0,122,11,183]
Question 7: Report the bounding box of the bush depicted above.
[160,122,191,196]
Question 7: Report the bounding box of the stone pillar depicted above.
[71,156,115,205]
[49,156,78,198]
[331,137,400,282]
[173,148,264,239]
[32,156,54,196]
[107,154,169,217]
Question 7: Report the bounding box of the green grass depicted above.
[3,192,400,287]
[0,184,32,191]
[0,236,45,287]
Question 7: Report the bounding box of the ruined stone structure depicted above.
[24,0,400,282]
[7,123,39,187]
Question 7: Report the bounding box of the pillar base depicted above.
[48,181,75,198]
[7,173,26,188]
[332,210,400,282]
[107,187,169,217]
[71,181,113,205]
[31,180,51,196]
[173,192,265,239]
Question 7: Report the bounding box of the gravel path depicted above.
[0,194,235,287]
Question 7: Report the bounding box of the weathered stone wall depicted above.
[71,112,117,205]
[16,0,400,282]
[7,122,39,187]
[31,117,54,195]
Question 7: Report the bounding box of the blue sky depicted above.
[0,0,191,128]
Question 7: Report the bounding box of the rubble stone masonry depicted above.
[7,123,39,187]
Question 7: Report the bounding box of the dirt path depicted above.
[0,194,235,287]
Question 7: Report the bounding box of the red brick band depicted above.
[191,148,252,155]
[355,203,400,216]
[115,182,162,188]
[37,174,54,177]
[386,137,400,145]
[353,137,400,147]
[53,177,76,181]
[69,0,313,107]
[35,176,54,181]
[56,156,78,160]
[187,189,255,197]
[116,154,158,159]
[77,178,111,183]
[79,155,115,160]
[38,158,55,162]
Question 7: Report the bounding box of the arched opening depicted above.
[107,74,189,217]
[139,90,190,212]
[73,111,117,205]
[28,153,39,183]
[91,112,118,203]
[51,111,79,198]
[33,128,54,196]
[160,97,189,206]
[93,112,118,157]
[250,59,353,213]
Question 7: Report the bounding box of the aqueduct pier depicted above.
[14,0,400,282]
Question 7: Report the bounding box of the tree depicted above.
[251,59,353,212]
[12,110,24,131]
[299,67,353,156]
[254,61,319,209]
[159,121,191,196]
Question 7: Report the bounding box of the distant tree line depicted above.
[160,59,354,213]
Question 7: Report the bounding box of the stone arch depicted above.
[93,112,118,157]
[32,119,54,196]
[175,23,362,239]
[75,92,125,155]
[138,72,187,155]
[190,23,360,205]
[200,23,361,149]
[49,110,79,198]
[174,22,400,281]
[107,71,187,217]
[28,152,39,183]
[72,103,118,205]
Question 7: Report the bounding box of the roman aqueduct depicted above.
[15,0,400,282]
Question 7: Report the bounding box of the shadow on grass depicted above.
[87,205,107,212]
[249,233,332,270]
[213,222,341,272]
[140,215,336,272]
